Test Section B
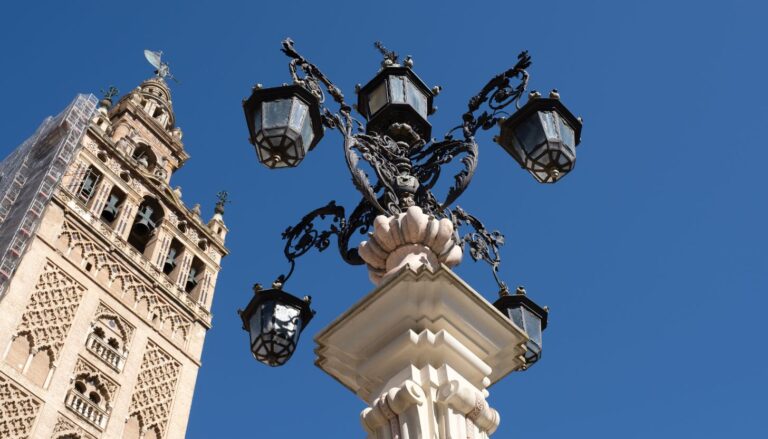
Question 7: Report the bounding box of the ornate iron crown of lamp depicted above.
[238,39,582,367]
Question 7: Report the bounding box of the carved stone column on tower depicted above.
[88,178,114,216]
[115,198,138,240]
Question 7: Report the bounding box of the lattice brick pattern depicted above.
[0,372,42,439]
[16,261,85,359]
[129,341,181,437]
[58,221,191,342]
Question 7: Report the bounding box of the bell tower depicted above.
[0,63,228,438]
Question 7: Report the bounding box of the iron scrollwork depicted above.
[450,206,508,294]
[276,201,346,284]
[271,39,533,288]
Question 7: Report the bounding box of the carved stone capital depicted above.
[359,206,463,284]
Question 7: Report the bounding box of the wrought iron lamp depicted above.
[243,84,324,168]
[497,91,582,183]
[239,283,315,367]
[493,286,548,366]
[239,39,583,367]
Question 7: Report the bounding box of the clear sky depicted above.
[1,1,766,437]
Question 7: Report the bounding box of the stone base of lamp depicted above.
[358,206,463,285]
[314,264,529,438]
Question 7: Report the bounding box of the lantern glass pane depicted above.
[515,113,546,153]
[289,98,308,131]
[369,81,388,115]
[260,300,276,332]
[283,139,300,165]
[263,99,292,128]
[406,79,427,117]
[389,76,405,103]
[257,146,271,163]
[273,302,301,341]
[540,111,558,140]
[507,307,525,332]
[522,307,542,346]
[559,116,576,148]
[252,108,262,133]
[248,305,264,344]
[301,113,315,150]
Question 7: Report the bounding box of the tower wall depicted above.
[0,81,227,439]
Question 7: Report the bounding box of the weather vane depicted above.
[100,86,119,101]
[143,49,179,83]
[215,191,231,214]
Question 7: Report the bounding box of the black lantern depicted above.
[493,287,548,366]
[239,284,315,367]
[497,92,582,183]
[357,66,435,140]
[243,84,324,169]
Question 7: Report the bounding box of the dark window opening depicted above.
[88,391,101,404]
[77,166,101,204]
[100,187,126,225]
[131,144,157,171]
[185,257,204,294]
[163,239,183,275]
[128,197,163,253]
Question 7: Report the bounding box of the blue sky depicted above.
[1,1,766,437]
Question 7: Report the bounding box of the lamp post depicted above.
[238,38,583,436]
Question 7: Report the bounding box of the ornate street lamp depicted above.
[496,91,582,183]
[356,44,435,140]
[239,39,584,367]
[239,283,315,367]
[243,84,324,168]
[493,286,548,366]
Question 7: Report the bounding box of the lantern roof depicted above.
[493,291,548,330]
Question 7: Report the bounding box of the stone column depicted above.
[88,178,113,216]
[315,207,531,438]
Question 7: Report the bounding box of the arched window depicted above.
[100,186,126,226]
[163,239,184,276]
[77,165,102,204]
[185,257,205,295]
[66,375,111,429]
[87,314,131,372]
[128,197,164,254]
[131,144,157,172]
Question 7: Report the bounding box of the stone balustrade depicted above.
[86,333,125,372]
[65,390,109,430]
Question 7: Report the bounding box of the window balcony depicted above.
[86,333,126,372]
[65,390,109,430]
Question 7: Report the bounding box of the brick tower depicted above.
[0,71,228,438]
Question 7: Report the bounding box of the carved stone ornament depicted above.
[358,206,462,284]
[0,372,42,439]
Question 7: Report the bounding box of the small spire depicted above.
[215,191,230,215]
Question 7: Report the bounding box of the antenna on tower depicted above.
[143,49,179,83]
